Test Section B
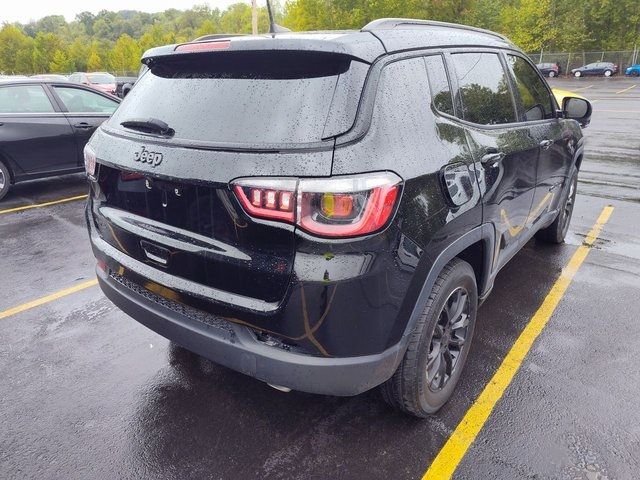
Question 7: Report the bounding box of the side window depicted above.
[450,52,516,125]
[0,85,55,113]
[506,55,555,121]
[53,87,119,114]
[423,55,454,116]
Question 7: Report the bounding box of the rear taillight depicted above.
[83,144,96,180]
[233,178,297,223]
[232,172,402,238]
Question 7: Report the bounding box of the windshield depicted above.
[88,73,115,84]
[109,51,367,147]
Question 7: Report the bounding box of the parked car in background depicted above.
[115,76,137,98]
[536,62,561,77]
[69,72,117,96]
[625,64,640,77]
[30,74,69,82]
[0,78,120,200]
[85,20,591,417]
[115,65,149,98]
[571,62,618,77]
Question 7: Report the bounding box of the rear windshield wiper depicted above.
[120,118,175,137]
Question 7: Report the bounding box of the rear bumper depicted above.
[97,266,403,396]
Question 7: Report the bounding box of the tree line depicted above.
[1,0,638,75]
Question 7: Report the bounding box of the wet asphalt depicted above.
[1,78,639,480]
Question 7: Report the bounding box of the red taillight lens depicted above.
[233,178,297,223]
[175,40,231,53]
[232,173,402,238]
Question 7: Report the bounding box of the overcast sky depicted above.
[1,0,252,24]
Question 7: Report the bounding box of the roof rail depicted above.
[361,18,509,42]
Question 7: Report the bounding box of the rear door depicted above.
[504,53,566,226]
[447,50,538,269]
[0,83,77,175]
[50,85,120,167]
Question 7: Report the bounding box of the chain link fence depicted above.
[527,50,640,76]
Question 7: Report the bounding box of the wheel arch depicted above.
[400,224,495,345]
[0,150,15,184]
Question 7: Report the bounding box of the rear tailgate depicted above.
[88,47,368,309]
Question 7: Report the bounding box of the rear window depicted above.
[109,51,368,147]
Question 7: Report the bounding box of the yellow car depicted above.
[552,88,587,105]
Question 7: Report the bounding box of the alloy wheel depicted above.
[561,175,577,234]
[426,287,471,392]
[0,169,5,191]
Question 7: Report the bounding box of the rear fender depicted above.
[400,224,495,345]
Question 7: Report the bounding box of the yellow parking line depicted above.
[422,205,614,480]
[0,279,98,320]
[0,194,88,215]
[616,84,637,94]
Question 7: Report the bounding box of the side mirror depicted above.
[562,97,592,128]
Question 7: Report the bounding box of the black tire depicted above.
[632,71,640,77]
[574,71,581,78]
[380,258,478,417]
[536,167,578,244]
[604,69,613,77]
[548,70,556,78]
[0,160,11,201]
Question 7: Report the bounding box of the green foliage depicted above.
[0,1,637,75]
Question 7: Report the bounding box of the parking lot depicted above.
[1,77,639,479]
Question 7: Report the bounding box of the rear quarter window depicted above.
[423,55,454,116]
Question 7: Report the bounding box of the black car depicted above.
[0,79,120,200]
[536,62,561,77]
[572,61,618,77]
[85,18,591,417]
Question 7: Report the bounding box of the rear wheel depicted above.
[0,161,10,201]
[548,70,556,78]
[380,258,477,417]
[536,167,578,244]
[574,71,582,78]
[604,69,613,77]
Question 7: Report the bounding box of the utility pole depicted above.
[252,0,258,35]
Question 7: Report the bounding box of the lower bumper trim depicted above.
[97,267,403,396]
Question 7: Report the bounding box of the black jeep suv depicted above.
[85,19,591,417]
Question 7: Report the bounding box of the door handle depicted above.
[540,139,553,150]
[73,122,92,129]
[480,150,505,167]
